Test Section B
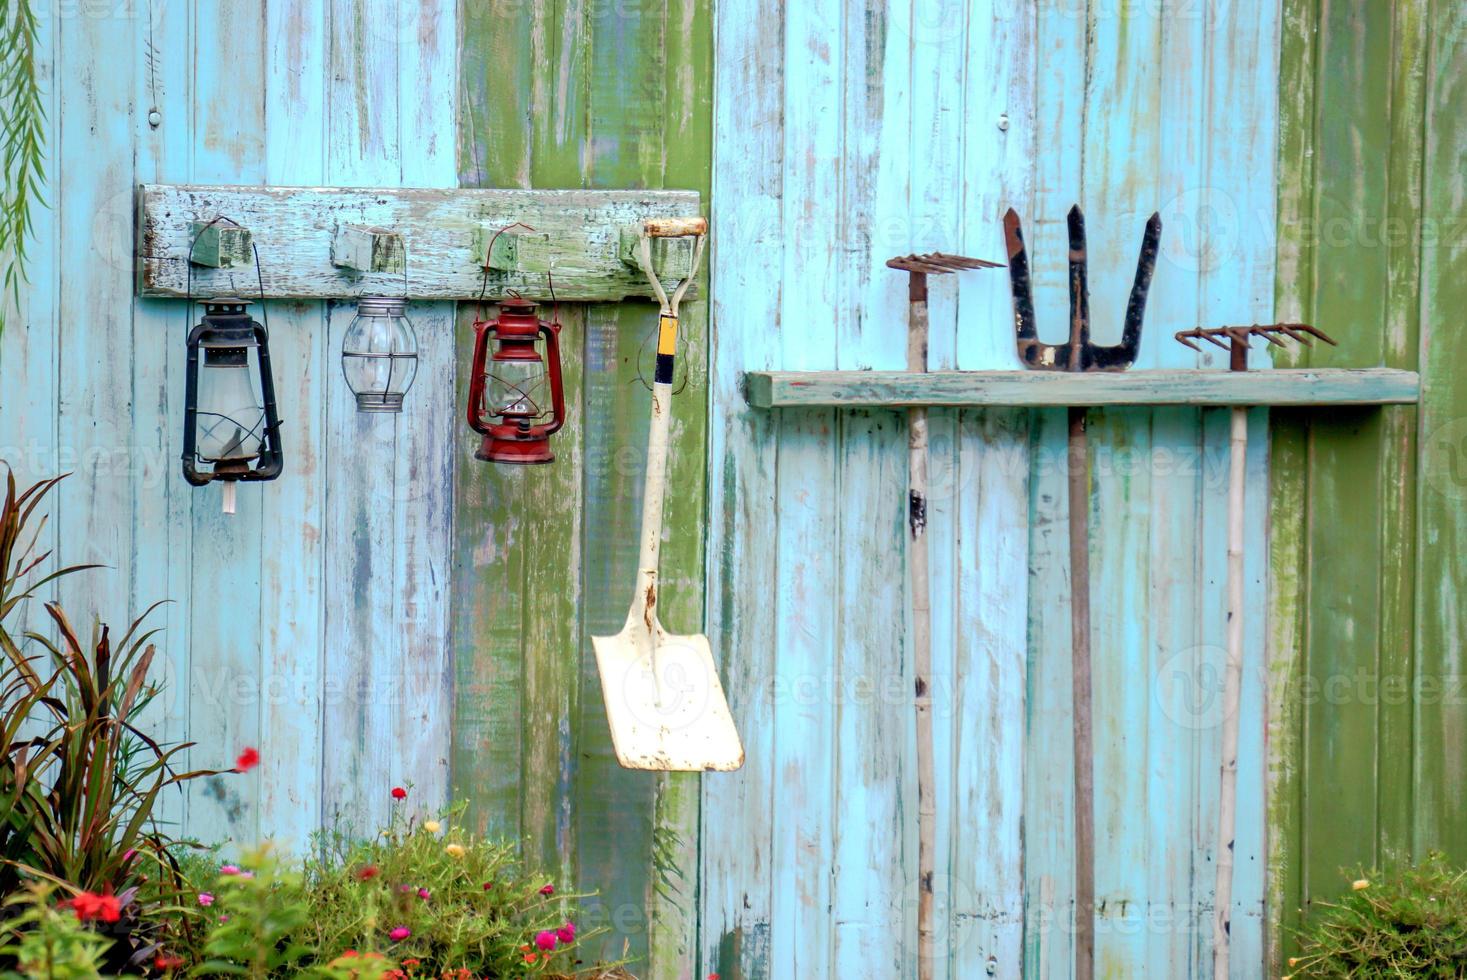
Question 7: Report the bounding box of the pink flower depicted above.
[389,926,411,943]
[534,930,557,951]
[197,892,215,907]
[122,848,138,863]
[220,864,241,876]
[556,921,575,944]
[417,888,430,900]
[399,884,413,893]
[391,786,407,800]
[539,884,554,896]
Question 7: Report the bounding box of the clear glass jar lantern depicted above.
[341,296,419,412]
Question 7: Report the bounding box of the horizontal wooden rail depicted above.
[744,368,1421,408]
[135,184,703,302]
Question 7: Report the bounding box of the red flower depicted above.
[391,786,407,800]
[356,864,380,881]
[67,890,121,924]
[539,883,554,896]
[523,953,538,964]
[153,952,184,971]
[234,747,260,773]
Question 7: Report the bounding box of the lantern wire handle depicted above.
[182,214,270,338]
[477,221,537,318]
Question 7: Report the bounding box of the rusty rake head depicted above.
[1173,322,1337,371]
[886,252,1001,275]
[1004,205,1162,372]
[887,251,1001,301]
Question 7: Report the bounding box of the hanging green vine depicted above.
[0,0,44,335]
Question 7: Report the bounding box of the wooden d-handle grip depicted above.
[640,215,707,238]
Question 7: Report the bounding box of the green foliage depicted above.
[0,0,46,332]
[0,883,114,980]
[289,804,594,976]
[192,847,314,978]
[0,470,220,969]
[1288,852,1467,978]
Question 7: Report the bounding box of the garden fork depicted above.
[1004,204,1161,980]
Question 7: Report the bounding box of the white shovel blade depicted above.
[593,626,744,771]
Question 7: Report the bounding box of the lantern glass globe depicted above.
[342,296,418,412]
[196,351,265,462]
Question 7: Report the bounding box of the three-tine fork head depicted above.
[1005,205,1162,372]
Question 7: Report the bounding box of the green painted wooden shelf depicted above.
[743,368,1420,408]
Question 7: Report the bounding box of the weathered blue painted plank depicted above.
[258,0,328,853]
[132,0,195,839]
[699,0,783,971]
[180,0,271,846]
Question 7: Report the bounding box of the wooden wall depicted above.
[1270,0,1467,969]
[7,1,1456,978]
[0,0,458,849]
[702,1,1282,977]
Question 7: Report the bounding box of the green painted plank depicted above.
[1271,2,1429,969]
[1299,0,1395,929]
[450,302,528,841]
[519,306,585,891]
[742,369,1421,408]
[1414,0,1467,871]
[452,0,546,848]
[1267,0,1323,965]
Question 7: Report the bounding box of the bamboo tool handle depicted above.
[907,274,937,979]
[1069,405,1095,980]
[1213,404,1246,980]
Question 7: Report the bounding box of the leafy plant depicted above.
[289,800,598,977]
[0,0,46,332]
[0,882,114,980]
[0,470,220,970]
[1287,851,1467,978]
[192,846,315,978]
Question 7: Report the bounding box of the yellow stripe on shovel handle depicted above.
[655,314,677,385]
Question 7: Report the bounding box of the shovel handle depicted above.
[640,215,707,238]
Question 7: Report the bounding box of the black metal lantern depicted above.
[341,295,418,412]
[181,298,283,508]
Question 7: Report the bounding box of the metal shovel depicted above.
[593,216,744,772]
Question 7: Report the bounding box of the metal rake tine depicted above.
[1293,322,1339,346]
[1174,331,1204,352]
[1249,326,1289,348]
[928,252,1002,271]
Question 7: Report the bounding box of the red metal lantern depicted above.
[466,298,565,464]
